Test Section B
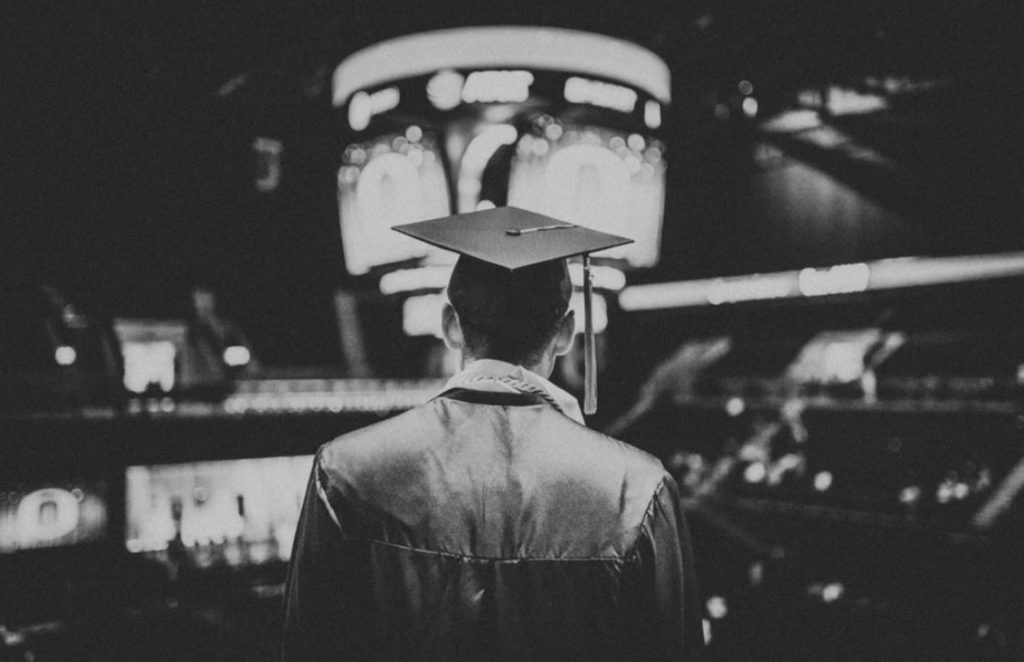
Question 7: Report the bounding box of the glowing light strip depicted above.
[379,265,628,296]
[618,251,1024,311]
[333,26,671,107]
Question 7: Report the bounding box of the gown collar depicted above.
[440,359,585,424]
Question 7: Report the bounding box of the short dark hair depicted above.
[448,255,571,366]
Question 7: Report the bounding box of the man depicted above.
[282,207,704,660]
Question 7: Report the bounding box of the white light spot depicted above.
[706,595,728,619]
[822,582,844,603]
[899,485,921,505]
[725,397,745,417]
[742,97,759,118]
[405,125,423,142]
[55,345,77,366]
[813,471,834,492]
[627,133,645,152]
[744,462,767,484]
[223,345,251,367]
[749,562,764,586]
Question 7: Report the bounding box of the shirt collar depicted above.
[441,359,585,425]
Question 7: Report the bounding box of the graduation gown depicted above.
[282,386,704,661]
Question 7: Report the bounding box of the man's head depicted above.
[441,255,575,375]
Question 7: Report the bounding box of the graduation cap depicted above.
[393,206,632,415]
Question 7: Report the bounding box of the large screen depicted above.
[337,129,452,275]
[333,28,672,276]
[508,123,665,268]
[125,455,312,567]
[0,482,109,553]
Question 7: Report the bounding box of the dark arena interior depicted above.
[2,0,1023,659]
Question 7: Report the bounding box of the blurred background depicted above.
[2,0,1023,659]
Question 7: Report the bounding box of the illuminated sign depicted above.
[348,86,401,131]
[461,70,534,104]
[563,76,637,113]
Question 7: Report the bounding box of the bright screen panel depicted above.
[338,130,452,275]
[0,482,109,553]
[125,455,313,566]
[508,124,665,268]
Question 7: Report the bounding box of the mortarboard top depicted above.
[392,206,633,416]
[392,206,632,271]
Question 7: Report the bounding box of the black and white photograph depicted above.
[2,0,1022,659]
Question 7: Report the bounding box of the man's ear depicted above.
[552,309,576,357]
[441,302,464,350]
